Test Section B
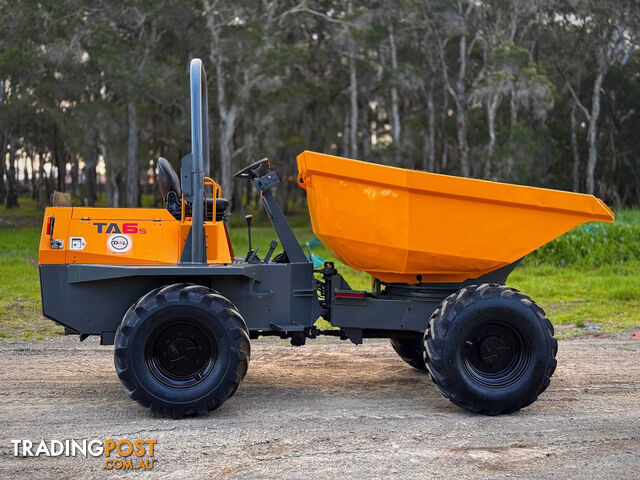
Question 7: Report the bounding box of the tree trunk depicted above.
[102,138,119,208]
[126,101,139,207]
[0,81,5,203]
[348,42,359,159]
[0,130,7,204]
[510,90,518,127]
[455,97,469,177]
[389,26,401,159]
[45,153,55,200]
[440,76,449,172]
[152,159,161,207]
[38,152,47,209]
[486,93,499,178]
[70,155,79,198]
[346,0,358,159]
[6,134,19,208]
[570,99,580,192]
[219,93,236,201]
[52,138,65,192]
[212,44,233,198]
[342,112,350,158]
[109,169,121,208]
[609,124,617,172]
[426,79,436,172]
[362,100,371,161]
[84,135,98,207]
[30,152,37,199]
[456,32,470,177]
[22,150,30,194]
[218,103,236,203]
[585,71,604,195]
[205,0,237,202]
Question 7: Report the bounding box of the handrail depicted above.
[204,176,221,222]
[204,177,221,198]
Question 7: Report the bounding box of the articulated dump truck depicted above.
[38,59,614,418]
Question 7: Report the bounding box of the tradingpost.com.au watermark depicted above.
[11,438,156,471]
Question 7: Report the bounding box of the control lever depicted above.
[245,214,253,252]
[244,214,263,263]
[264,240,278,263]
[247,247,260,263]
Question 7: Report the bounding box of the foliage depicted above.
[1,1,640,212]
[526,210,640,267]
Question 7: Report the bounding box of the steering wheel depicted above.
[234,158,270,180]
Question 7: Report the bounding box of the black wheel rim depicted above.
[462,318,530,388]
[145,321,218,389]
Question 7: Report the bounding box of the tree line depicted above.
[1,0,639,212]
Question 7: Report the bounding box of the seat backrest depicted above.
[157,157,181,197]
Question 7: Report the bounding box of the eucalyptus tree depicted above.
[202,0,290,203]
[553,0,638,195]
[427,0,481,177]
[81,0,194,206]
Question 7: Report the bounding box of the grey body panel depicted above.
[324,259,522,344]
[40,236,521,346]
[331,290,449,333]
[40,261,319,344]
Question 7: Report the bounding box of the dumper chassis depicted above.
[38,59,611,417]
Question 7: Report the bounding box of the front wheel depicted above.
[424,284,557,415]
[114,283,250,418]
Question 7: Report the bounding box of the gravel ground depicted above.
[0,336,639,479]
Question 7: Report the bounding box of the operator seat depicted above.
[157,157,229,221]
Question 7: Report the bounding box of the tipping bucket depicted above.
[297,151,614,283]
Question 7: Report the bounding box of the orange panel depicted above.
[64,208,180,265]
[179,221,233,264]
[39,207,232,266]
[296,151,614,283]
[39,208,73,264]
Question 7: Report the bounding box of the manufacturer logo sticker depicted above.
[107,234,132,253]
[69,237,86,250]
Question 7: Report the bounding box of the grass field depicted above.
[1,197,639,340]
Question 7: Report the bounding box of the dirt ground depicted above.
[0,336,638,479]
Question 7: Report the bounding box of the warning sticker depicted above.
[107,234,132,253]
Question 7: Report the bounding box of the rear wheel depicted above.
[424,283,557,415]
[114,283,250,418]
[390,338,427,371]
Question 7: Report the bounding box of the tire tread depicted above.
[424,283,557,415]
[114,283,250,418]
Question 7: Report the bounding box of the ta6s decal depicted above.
[93,222,147,234]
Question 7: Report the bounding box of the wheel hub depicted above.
[473,328,515,373]
[164,337,200,374]
[463,320,529,387]
[146,322,217,387]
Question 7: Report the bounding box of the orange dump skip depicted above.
[296,151,614,283]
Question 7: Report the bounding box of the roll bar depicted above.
[186,58,209,264]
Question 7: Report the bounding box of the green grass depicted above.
[0,226,63,340]
[509,262,640,338]
[0,196,43,219]
[1,197,639,340]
